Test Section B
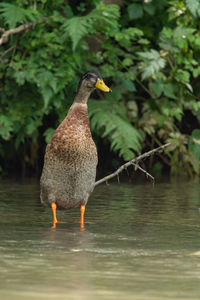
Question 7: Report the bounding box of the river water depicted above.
[0,180,200,300]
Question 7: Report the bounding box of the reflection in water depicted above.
[0,180,200,299]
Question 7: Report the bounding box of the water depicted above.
[1,180,200,300]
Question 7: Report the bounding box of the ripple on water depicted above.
[1,181,200,299]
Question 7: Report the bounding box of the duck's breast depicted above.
[40,103,98,208]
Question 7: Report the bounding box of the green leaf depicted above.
[185,83,193,93]
[122,58,133,67]
[110,115,141,160]
[173,26,195,40]
[121,79,136,92]
[152,81,163,97]
[41,86,53,110]
[62,3,120,51]
[26,120,36,136]
[115,27,143,47]
[159,29,179,53]
[138,50,166,80]
[162,27,173,39]
[186,0,200,17]
[44,128,55,144]
[0,115,13,140]
[189,129,200,161]
[128,4,143,20]
[138,38,150,45]
[0,3,34,29]
[175,70,190,83]
[62,16,91,51]
[64,5,74,19]
[143,3,155,15]
[89,100,142,160]
[193,66,200,78]
[163,83,176,99]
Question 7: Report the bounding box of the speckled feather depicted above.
[40,102,98,209]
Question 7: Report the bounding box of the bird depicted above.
[40,70,111,228]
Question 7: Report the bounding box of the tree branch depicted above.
[94,143,171,187]
[0,17,49,46]
[132,162,155,184]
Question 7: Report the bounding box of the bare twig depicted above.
[132,162,155,185]
[0,17,49,46]
[0,46,14,59]
[94,143,171,187]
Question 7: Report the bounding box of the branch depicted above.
[132,162,155,184]
[0,17,49,46]
[94,143,171,187]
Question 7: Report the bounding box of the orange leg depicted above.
[51,202,58,229]
[80,204,85,229]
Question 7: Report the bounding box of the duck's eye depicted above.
[85,74,93,80]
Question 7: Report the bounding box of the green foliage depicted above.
[63,16,91,52]
[89,98,142,160]
[137,50,166,80]
[0,115,13,140]
[152,80,177,99]
[0,3,37,28]
[44,128,55,144]
[185,0,200,17]
[127,2,156,20]
[189,129,200,162]
[128,3,143,20]
[62,3,120,51]
[0,0,200,177]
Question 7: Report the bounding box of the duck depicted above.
[40,70,111,228]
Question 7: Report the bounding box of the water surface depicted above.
[1,180,200,299]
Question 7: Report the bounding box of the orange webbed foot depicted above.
[51,202,58,229]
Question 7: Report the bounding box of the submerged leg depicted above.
[51,202,58,229]
[80,204,85,228]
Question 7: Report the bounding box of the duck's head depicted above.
[79,70,111,93]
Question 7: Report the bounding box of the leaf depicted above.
[41,86,53,110]
[115,27,143,47]
[163,83,176,99]
[193,66,200,78]
[138,50,166,80]
[92,3,120,28]
[175,70,190,83]
[44,128,55,144]
[0,115,13,140]
[138,38,150,45]
[121,79,136,92]
[110,116,142,160]
[173,26,195,40]
[186,0,200,17]
[128,4,143,20]
[89,100,143,160]
[26,120,36,136]
[185,83,193,93]
[152,81,163,97]
[189,129,200,161]
[159,32,179,53]
[0,3,33,29]
[64,5,74,19]
[143,3,155,15]
[138,49,160,60]
[62,3,120,51]
[62,16,91,51]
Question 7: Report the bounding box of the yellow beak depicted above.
[96,78,111,92]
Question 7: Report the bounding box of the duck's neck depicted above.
[74,87,93,104]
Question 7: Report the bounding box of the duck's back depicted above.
[40,103,98,209]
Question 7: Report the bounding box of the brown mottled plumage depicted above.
[40,70,110,228]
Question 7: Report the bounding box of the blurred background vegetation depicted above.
[0,0,200,179]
